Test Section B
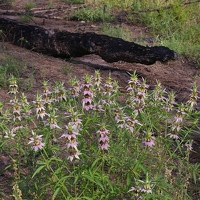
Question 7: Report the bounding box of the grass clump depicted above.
[137,1,200,64]
[74,4,114,22]
[0,55,27,88]
[73,0,199,65]
[101,24,132,41]
[0,71,199,199]
[64,0,84,4]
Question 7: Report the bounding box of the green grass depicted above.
[0,55,26,87]
[0,54,35,91]
[138,1,200,64]
[73,4,114,22]
[0,72,199,199]
[71,0,200,65]
[101,24,132,41]
[61,64,73,75]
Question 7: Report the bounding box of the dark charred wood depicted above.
[0,17,178,65]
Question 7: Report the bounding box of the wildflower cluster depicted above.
[61,111,82,161]
[129,173,154,199]
[34,94,47,119]
[142,130,155,148]
[126,72,148,115]
[28,131,45,151]
[8,75,18,95]
[97,124,110,151]
[1,72,199,199]
[69,77,81,97]
[81,74,94,111]
[186,82,199,111]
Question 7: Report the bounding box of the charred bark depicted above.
[0,17,178,65]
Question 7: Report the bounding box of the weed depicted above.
[63,0,84,4]
[0,71,199,199]
[133,1,200,65]
[61,64,73,75]
[0,55,26,88]
[24,2,36,11]
[0,29,6,42]
[101,23,132,41]
[74,5,114,22]
[80,0,199,65]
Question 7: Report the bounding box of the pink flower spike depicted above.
[97,125,110,151]
[84,104,93,111]
[142,139,155,147]
[99,143,109,150]
[83,90,93,97]
[82,98,92,104]
[66,141,78,149]
[185,141,193,151]
[67,147,81,161]
[28,131,45,151]
[98,135,109,142]
[168,133,179,139]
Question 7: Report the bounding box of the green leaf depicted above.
[126,171,131,187]
[52,187,60,199]
[91,157,102,169]
[82,173,104,191]
[32,165,45,178]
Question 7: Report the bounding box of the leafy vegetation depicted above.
[0,72,199,199]
[73,0,200,65]
[74,4,114,22]
[0,1,199,199]
[101,24,132,41]
[0,55,27,88]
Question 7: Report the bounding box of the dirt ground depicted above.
[0,1,200,199]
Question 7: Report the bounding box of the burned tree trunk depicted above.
[0,17,178,65]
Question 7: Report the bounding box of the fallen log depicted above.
[0,17,178,65]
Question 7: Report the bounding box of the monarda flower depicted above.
[69,111,82,132]
[48,114,61,130]
[93,70,102,91]
[34,94,47,119]
[126,78,148,115]
[142,131,155,148]
[4,129,16,139]
[81,74,94,111]
[42,80,51,97]
[186,82,199,111]
[61,124,80,161]
[125,116,142,133]
[28,131,45,151]
[128,173,153,199]
[185,140,193,151]
[8,75,18,95]
[103,74,114,97]
[57,82,67,102]
[126,71,139,92]
[41,80,52,106]
[164,91,176,112]
[168,104,185,140]
[69,77,81,97]
[20,93,29,106]
[52,82,66,102]
[12,99,22,121]
[97,124,110,151]
[174,104,186,124]
[152,80,166,102]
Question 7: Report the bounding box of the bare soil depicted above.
[0,1,200,199]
